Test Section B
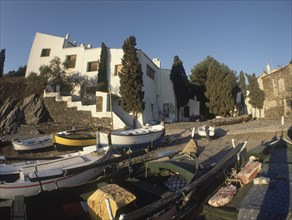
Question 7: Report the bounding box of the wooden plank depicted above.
[13,195,25,220]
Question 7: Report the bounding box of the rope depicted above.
[224,168,242,187]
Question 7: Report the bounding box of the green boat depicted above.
[200,137,292,220]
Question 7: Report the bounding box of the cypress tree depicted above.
[239,71,247,98]
[238,71,247,114]
[97,42,108,92]
[205,61,236,117]
[246,73,265,117]
[170,56,189,121]
[0,49,5,77]
[119,36,144,128]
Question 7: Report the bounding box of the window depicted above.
[66,55,77,68]
[278,79,285,93]
[41,48,51,57]
[87,61,99,72]
[147,65,155,80]
[115,64,123,76]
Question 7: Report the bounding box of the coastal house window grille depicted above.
[87,61,99,72]
[147,65,155,80]
[66,55,77,68]
[115,64,123,76]
[40,48,51,57]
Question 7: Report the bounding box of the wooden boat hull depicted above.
[12,135,53,151]
[0,147,112,200]
[52,131,96,149]
[98,124,165,151]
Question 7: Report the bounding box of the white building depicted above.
[26,32,199,128]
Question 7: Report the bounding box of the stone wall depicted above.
[262,64,292,117]
[44,97,111,130]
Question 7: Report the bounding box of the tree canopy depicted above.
[190,56,216,87]
[246,73,265,113]
[189,56,217,119]
[205,60,237,117]
[39,57,68,91]
[119,36,144,128]
[97,42,108,92]
[170,56,190,121]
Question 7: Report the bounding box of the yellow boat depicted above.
[52,130,97,150]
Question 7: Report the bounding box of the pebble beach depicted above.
[0,117,291,166]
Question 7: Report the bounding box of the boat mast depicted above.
[109,88,114,130]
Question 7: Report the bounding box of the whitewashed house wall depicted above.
[26,32,199,127]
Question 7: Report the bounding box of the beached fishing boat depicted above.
[201,137,292,219]
[52,129,97,150]
[0,146,112,200]
[0,145,100,177]
[198,125,215,137]
[12,138,246,220]
[53,124,165,151]
[97,123,165,151]
[12,135,53,151]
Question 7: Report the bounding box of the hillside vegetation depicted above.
[0,76,27,103]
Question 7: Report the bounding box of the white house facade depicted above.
[26,32,199,128]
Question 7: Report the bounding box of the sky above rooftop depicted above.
[1,1,291,77]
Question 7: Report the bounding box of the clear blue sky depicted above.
[1,1,291,77]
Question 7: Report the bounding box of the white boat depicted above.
[0,145,100,176]
[198,125,215,137]
[0,146,112,200]
[12,135,53,151]
[97,123,165,151]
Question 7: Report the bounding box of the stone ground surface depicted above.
[0,117,291,165]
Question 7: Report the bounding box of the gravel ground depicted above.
[0,117,291,166]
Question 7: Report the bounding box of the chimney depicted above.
[65,33,70,40]
[266,64,271,74]
[152,58,161,68]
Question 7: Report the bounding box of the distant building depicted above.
[246,64,292,118]
[26,32,200,128]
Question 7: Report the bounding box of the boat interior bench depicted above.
[146,153,197,183]
[25,156,90,182]
[126,177,170,198]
